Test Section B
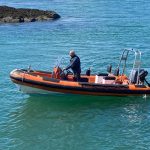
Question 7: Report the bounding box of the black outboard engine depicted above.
[129,69,144,84]
[130,69,150,86]
[139,70,148,83]
[139,70,150,86]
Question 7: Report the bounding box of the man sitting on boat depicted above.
[63,50,81,81]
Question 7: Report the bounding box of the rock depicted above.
[0,5,60,23]
[19,16,24,23]
[30,18,36,22]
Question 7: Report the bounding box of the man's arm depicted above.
[65,57,77,70]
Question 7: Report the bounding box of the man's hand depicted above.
[62,68,66,72]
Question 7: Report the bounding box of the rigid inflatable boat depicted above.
[10,49,150,96]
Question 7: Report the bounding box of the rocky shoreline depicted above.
[0,6,60,23]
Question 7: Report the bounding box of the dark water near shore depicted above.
[1,0,150,149]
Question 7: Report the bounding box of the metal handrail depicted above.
[118,49,142,85]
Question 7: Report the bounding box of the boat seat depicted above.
[80,77,89,82]
[95,73,108,83]
[97,73,108,76]
[102,76,116,84]
[103,76,116,80]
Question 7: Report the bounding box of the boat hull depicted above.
[10,69,150,96]
[11,77,150,96]
[17,84,63,94]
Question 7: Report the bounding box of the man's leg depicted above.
[73,72,80,82]
[76,73,81,82]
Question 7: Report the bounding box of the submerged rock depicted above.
[0,6,60,23]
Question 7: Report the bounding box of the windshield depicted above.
[55,56,68,69]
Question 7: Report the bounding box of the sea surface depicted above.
[1,0,150,149]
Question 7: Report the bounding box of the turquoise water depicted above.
[1,0,150,149]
